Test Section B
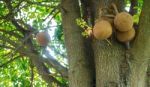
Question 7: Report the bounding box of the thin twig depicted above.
[43,4,60,21]
[111,3,119,15]
[42,11,60,30]
[43,48,68,78]
[48,45,67,59]
[49,11,60,22]
[30,59,34,87]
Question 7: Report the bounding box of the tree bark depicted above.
[61,0,94,87]
[90,0,126,87]
[146,62,150,87]
[93,40,125,87]
[127,0,150,86]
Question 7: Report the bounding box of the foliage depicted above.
[76,18,92,38]
[0,0,67,86]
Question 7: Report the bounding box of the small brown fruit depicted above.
[116,28,135,42]
[93,20,112,40]
[36,32,49,46]
[114,12,133,32]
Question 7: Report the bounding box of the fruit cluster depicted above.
[114,12,135,43]
[93,12,135,42]
[92,4,135,48]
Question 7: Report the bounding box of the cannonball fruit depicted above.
[93,20,112,40]
[114,12,133,32]
[36,32,49,46]
[116,28,135,42]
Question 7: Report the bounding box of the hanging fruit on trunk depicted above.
[93,20,112,40]
[116,28,135,42]
[36,32,50,46]
[114,12,133,32]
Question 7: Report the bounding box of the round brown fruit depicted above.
[116,28,135,42]
[93,20,112,40]
[114,12,133,32]
[36,32,49,46]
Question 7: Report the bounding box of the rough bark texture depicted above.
[61,0,94,87]
[127,0,150,87]
[90,0,125,87]
[147,62,150,87]
[93,40,124,87]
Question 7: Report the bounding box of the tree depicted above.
[0,0,149,87]
[61,0,149,87]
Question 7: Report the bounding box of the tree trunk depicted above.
[127,0,150,86]
[61,0,94,87]
[147,62,150,87]
[93,40,125,87]
[61,0,150,87]
[90,0,125,87]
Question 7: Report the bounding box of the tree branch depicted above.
[127,0,150,86]
[30,55,65,87]
[0,32,32,58]
[17,20,37,32]
[30,59,34,87]
[11,19,27,35]
[49,45,67,59]
[13,0,25,11]
[13,47,66,86]
[43,4,60,21]
[49,11,60,22]
[16,46,68,79]
[43,49,68,78]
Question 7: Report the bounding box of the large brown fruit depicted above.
[114,12,133,32]
[93,20,112,40]
[116,28,135,42]
[36,32,49,46]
